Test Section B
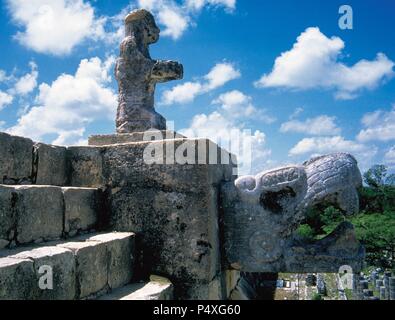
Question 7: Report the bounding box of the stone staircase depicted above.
[0,184,173,300]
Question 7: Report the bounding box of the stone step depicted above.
[0,232,135,300]
[0,185,102,249]
[98,275,173,300]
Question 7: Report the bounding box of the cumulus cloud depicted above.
[12,62,38,95]
[186,0,236,11]
[280,115,341,136]
[161,62,240,105]
[180,90,273,175]
[289,136,373,156]
[7,0,237,54]
[138,0,236,40]
[212,90,276,123]
[6,0,108,56]
[255,27,394,99]
[288,135,377,171]
[357,105,395,142]
[0,91,14,110]
[7,56,117,145]
[0,70,11,82]
[385,146,395,165]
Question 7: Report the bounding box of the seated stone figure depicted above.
[115,9,183,133]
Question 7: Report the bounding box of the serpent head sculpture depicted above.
[221,153,365,273]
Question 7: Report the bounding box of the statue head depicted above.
[125,9,160,44]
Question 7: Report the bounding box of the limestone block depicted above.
[0,132,33,184]
[102,138,234,193]
[88,130,185,146]
[88,232,135,289]
[0,186,16,248]
[11,246,76,300]
[63,187,99,234]
[15,186,64,244]
[99,275,173,300]
[67,146,104,187]
[58,239,108,299]
[0,257,35,299]
[34,143,67,186]
[109,186,223,299]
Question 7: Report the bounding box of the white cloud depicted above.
[385,146,395,165]
[212,90,276,123]
[0,70,10,82]
[138,0,236,40]
[180,90,272,175]
[255,27,394,99]
[162,82,203,105]
[280,115,341,136]
[180,112,270,175]
[0,91,13,110]
[7,0,107,55]
[357,105,395,142]
[157,5,189,40]
[186,0,236,11]
[289,136,372,156]
[204,63,241,90]
[7,56,117,145]
[161,62,240,105]
[0,121,6,130]
[13,61,38,95]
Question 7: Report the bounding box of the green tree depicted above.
[363,164,395,188]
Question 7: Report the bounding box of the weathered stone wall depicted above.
[1,132,236,299]
[73,139,236,299]
[0,133,67,186]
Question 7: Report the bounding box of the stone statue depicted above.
[221,152,365,273]
[115,9,183,133]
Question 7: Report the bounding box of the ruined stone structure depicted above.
[0,9,365,300]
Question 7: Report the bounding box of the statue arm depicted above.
[151,60,183,82]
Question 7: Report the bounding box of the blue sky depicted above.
[0,0,395,175]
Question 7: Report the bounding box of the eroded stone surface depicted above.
[63,187,99,235]
[58,239,108,298]
[0,257,35,300]
[0,186,16,248]
[0,132,33,184]
[101,139,234,299]
[34,143,67,186]
[15,186,63,244]
[99,275,173,300]
[88,130,186,146]
[88,232,135,289]
[222,166,308,271]
[115,9,183,133]
[221,153,364,273]
[67,146,104,187]
[11,246,76,300]
[301,153,362,215]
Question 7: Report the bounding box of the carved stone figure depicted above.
[115,9,183,133]
[300,153,362,215]
[221,152,365,273]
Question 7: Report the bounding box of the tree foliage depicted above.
[297,164,395,269]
